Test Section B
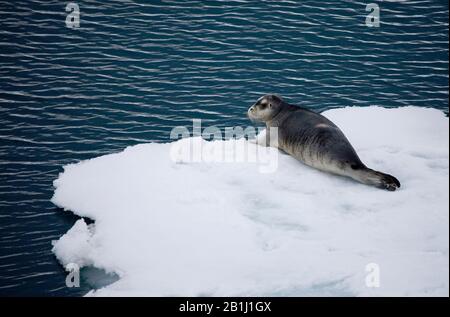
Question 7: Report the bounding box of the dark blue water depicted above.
[0,0,448,296]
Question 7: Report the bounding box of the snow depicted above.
[51,106,449,296]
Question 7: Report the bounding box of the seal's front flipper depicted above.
[252,129,269,147]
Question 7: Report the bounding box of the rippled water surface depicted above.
[0,0,448,296]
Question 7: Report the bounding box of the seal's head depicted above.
[248,94,283,122]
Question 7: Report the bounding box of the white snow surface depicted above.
[51,106,449,296]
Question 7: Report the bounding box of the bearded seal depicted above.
[248,94,401,191]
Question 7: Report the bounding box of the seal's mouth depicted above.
[247,106,260,123]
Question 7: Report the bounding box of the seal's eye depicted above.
[259,104,267,109]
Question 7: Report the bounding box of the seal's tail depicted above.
[353,167,401,191]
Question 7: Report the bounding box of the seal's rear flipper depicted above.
[353,168,401,191]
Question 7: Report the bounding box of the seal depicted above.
[248,94,401,191]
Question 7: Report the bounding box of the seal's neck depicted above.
[266,103,298,127]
